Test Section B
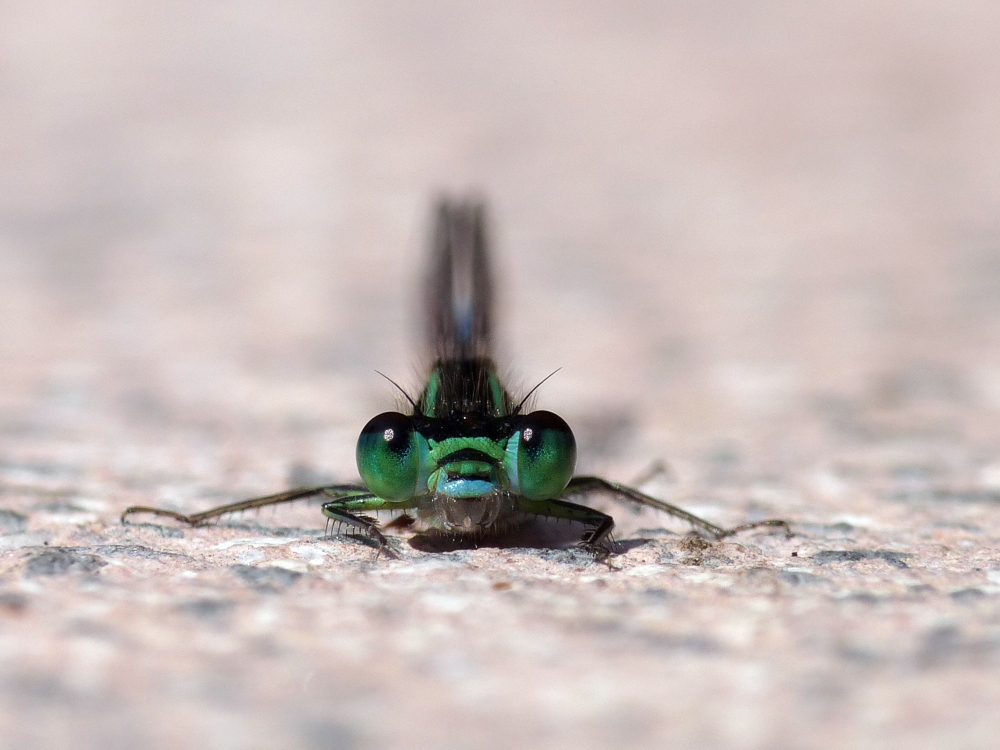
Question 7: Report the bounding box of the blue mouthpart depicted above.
[436,478,497,498]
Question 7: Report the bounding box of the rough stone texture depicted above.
[2,2,1000,749]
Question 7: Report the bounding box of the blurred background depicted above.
[5,5,1000,749]
[4,0,1000,448]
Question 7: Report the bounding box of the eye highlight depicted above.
[356,412,425,500]
[509,410,576,500]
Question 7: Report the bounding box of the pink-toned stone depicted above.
[1,3,999,749]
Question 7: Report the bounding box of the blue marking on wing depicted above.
[453,299,474,345]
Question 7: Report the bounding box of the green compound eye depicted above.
[356,412,425,500]
[509,410,576,500]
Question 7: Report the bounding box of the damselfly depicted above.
[122,199,788,556]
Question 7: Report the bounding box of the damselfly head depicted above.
[355,406,577,503]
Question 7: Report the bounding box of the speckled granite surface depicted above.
[3,408,1000,750]
[2,2,1000,748]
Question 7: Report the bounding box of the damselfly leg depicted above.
[122,484,401,553]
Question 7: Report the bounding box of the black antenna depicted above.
[513,368,562,415]
[375,371,420,414]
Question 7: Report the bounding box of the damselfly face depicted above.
[355,360,577,506]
